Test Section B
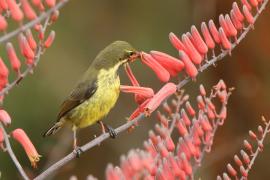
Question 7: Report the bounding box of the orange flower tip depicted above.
[45,0,56,7]
[22,0,37,20]
[12,129,41,168]
[0,15,7,31]
[120,85,154,98]
[150,50,184,76]
[208,20,221,44]
[178,50,198,78]
[168,32,187,52]
[0,109,11,126]
[44,30,56,48]
[191,25,208,54]
[181,34,203,65]
[243,5,255,24]
[50,10,60,23]
[219,28,232,50]
[144,83,177,115]
[141,52,170,82]
[7,0,24,22]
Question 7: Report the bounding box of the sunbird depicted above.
[43,41,138,154]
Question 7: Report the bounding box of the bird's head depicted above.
[93,41,139,70]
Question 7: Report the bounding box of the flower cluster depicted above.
[139,0,263,81]
[0,0,62,103]
[0,109,40,168]
[106,80,234,179]
[218,116,270,179]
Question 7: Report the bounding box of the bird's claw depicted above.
[73,146,83,158]
[106,125,117,138]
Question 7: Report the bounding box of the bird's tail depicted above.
[43,121,64,137]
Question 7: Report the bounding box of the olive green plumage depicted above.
[43,41,136,137]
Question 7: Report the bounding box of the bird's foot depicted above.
[73,146,83,158]
[105,125,117,139]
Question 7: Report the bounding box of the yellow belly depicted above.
[66,70,120,128]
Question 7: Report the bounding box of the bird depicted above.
[43,41,138,155]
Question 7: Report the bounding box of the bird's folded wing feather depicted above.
[57,80,97,120]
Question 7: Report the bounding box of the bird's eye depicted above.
[125,50,135,57]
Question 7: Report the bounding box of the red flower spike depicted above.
[249,0,258,7]
[243,5,255,24]
[240,166,248,177]
[120,85,154,98]
[169,32,187,52]
[21,0,37,20]
[225,14,238,37]
[0,128,4,150]
[243,140,253,153]
[185,101,195,116]
[248,130,257,140]
[179,51,198,79]
[26,29,37,51]
[44,30,56,48]
[50,10,60,23]
[0,0,8,10]
[176,120,188,136]
[45,0,56,7]
[7,0,24,22]
[141,52,170,82]
[6,42,21,73]
[234,155,243,166]
[219,28,232,50]
[241,0,252,10]
[182,34,203,65]
[0,109,11,126]
[0,15,7,31]
[219,15,231,37]
[230,10,244,30]
[240,149,250,165]
[208,20,221,44]
[150,51,185,76]
[227,164,237,177]
[145,83,177,115]
[201,22,215,49]
[232,2,245,22]
[12,129,41,168]
[191,25,208,54]
[181,109,191,127]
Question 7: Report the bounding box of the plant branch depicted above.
[0,123,29,180]
[34,1,269,179]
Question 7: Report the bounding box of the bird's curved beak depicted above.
[128,51,141,63]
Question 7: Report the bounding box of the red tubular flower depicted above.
[124,63,139,86]
[50,10,60,23]
[0,109,11,126]
[11,129,41,168]
[0,0,8,10]
[18,34,35,64]
[185,101,195,116]
[145,83,177,115]
[7,0,24,22]
[201,22,215,49]
[26,29,37,51]
[181,109,191,126]
[208,20,221,44]
[150,50,185,77]
[129,99,150,121]
[227,164,237,177]
[45,0,56,7]
[225,14,237,37]
[219,28,232,50]
[120,85,154,98]
[230,10,244,31]
[232,2,245,22]
[44,30,56,48]
[249,0,258,7]
[0,15,7,31]
[140,52,170,82]
[219,15,231,37]
[179,50,198,79]
[243,5,255,24]
[21,0,37,20]
[169,32,187,52]
[241,0,252,10]
[182,34,203,65]
[190,25,208,55]
[0,58,9,89]
[6,42,21,73]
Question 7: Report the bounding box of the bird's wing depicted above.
[57,80,97,120]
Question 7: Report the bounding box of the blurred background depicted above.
[1,0,270,179]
